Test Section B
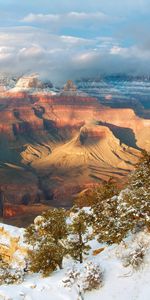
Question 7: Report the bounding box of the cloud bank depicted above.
[0,26,150,83]
[0,0,150,83]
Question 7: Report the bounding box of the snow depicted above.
[0,224,23,236]
[0,224,25,247]
[0,224,150,300]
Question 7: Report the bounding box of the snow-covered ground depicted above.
[0,223,150,300]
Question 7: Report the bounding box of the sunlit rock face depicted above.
[0,79,149,219]
[9,73,53,93]
[15,74,43,89]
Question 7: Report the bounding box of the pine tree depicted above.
[95,178,118,203]
[74,190,96,208]
[27,234,66,276]
[39,208,68,244]
[92,194,122,244]
[92,178,120,244]
[24,208,68,276]
[74,178,118,209]
[68,210,91,263]
[92,152,150,244]
[118,151,150,233]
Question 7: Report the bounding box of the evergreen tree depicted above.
[74,190,96,208]
[74,178,118,209]
[92,195,122,244]
[39,208,68,244]
[27,234,66,276]
[118,151,150,233]
[91,178,120,244]
[94,178,118,203]
[24,208,68,276]
[68,210,91,263]
[92,152,150,244]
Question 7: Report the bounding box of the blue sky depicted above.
[0,0,150,82]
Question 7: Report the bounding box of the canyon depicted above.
[0,76,149,222]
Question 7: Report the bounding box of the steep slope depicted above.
[30,125,139,206]
[96,108,150,151]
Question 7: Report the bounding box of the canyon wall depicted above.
[0,84,149,219]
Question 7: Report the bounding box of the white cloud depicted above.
[22,11,109,24]
[110,46,122,55]
[19,45,45,57]
[74,51,99,64]
[22,13,60,23]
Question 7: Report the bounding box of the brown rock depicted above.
[0,89,149,218]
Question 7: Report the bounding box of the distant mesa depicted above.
[64,80,77,92]
[60,80,87,97]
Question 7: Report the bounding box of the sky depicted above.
[0,0,150,83]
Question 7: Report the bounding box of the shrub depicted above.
[0,259,24,285]
[122,245,146,270]
[62,261,103,292]
[62,265,80,288]
[116,231,150,271]
[80,261,103,292]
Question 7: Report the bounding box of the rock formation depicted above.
[9,73,53,93]
[0,77,149,220]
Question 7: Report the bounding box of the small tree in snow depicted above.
[27,235,66,276]
[91,178,121,244]
[92,195,121,244]
[68,210,91,263]
[24,208,68,276]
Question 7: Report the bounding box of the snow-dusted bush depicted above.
[80,261,103,292]
[122,245,145,270]
[62,261,103,292]
[62,265,80,288]
[0,263,24,285]
[116,231,150,271]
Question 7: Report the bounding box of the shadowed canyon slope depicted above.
[0,77,149,218]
